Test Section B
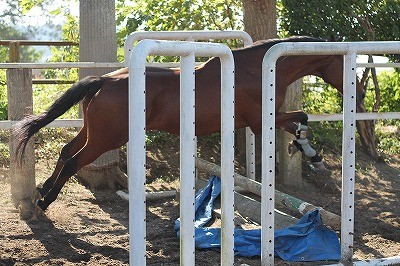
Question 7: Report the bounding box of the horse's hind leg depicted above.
[276,111,325,169]
[36,139,112,211]
[38,127,88,197]
[39,99,91,197]
[36,112,126,211]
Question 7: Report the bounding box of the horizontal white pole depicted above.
[1,61,398,70]
[1,110,399,130]
[124,30,253,64]
[0,119,83,129]
[0,62,123,69]
[116,190,176,202]
[0,61,208,70]
[357,62,400,68]
[308,112,400,122]
[266,42,400,61]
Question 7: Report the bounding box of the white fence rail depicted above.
[2,63,398,130]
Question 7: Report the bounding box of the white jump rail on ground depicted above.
[262,41,400,266]
[128,39,235,266]
[123,30,257,181]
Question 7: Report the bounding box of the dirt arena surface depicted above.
[0,135,399,265]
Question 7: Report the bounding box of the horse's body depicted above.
[13,36,364,211]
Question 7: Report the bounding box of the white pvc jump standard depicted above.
[128,39,235,265]
[124,30,256,181]
[262,41,400,266]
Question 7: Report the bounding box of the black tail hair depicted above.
[11,75,104,161]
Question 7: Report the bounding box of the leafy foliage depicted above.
[116,0,243,46]
[370,70,400,113]
[279,0,400,42]
[279,0,400,156]
[302,77,342,114]
[302,77,343,151]
[376,124,400,155]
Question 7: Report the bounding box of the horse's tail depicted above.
[12,75,104,160]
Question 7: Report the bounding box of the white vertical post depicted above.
[129,51,147,266]
[220,56,236,266]
[246,127,256,180]
[261,57,277,266]
[259,41,400,266]
[180,53,196,265]
[341,51,357,262]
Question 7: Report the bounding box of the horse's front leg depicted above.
[38,126,88,198]
[36,139,105,211]
[37,109,128,211]
[276,111,326,170]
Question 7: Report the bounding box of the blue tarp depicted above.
[174,175,341,261]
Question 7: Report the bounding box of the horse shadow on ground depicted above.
[27,152,398,264]
[352,158,400,259]
[82,164,400,263]
[82,188,183,264]
[22,209,129,264]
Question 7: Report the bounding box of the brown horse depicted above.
[13,36,365,211]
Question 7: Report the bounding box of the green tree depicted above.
[279,0,400,159]
[279,0,400,42]
[116,0,243,47]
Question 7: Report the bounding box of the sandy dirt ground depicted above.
[0,135,399,265]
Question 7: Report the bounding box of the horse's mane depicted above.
[186,36,326,71]
[234,36,326,53]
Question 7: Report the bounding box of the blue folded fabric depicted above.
[174,175,340,261]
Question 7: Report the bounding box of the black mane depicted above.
[234,36,326,52]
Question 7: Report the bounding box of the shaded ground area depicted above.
[0,134,399,265]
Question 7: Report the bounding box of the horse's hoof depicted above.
[36,199,48,211]
[36,186,46,198]
[310,161,327,171]
[18,199,35,221]
[288,142,299,156]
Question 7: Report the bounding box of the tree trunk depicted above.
[350,11,380,161]
[8,69,36,218]
[356,104,380,161]
[240,0,277,179]
[277,80,302,185]
[242,0,302,185]
[77,0,126,188]
[243,0,277,40]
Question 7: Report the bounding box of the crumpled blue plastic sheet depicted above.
[174,175,341,261]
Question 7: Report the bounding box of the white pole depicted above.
[220,54,236,265]
[261,52,279,266]
[124,30,253,64]
[129,39,235,265]
[246,127,256,180]
[129,43,148,266]
[179,53,196,265]
[341,51,357,262]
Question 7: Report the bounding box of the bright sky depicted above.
[24,3,79,28]
[0,1,79,33]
